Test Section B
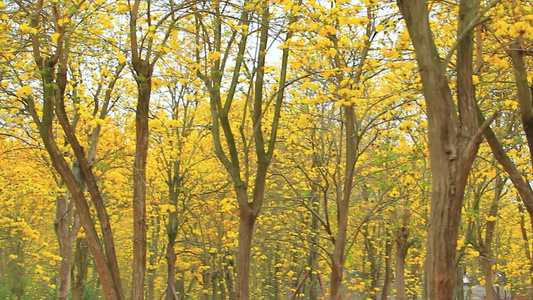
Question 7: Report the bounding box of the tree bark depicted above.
[131,59,152,300]
[234,188,257,300]
[330,105,358,300]
[54,192,74,300]
[381,237,392,300]
[166,161,181,300]
[396,0,483,299]
[72,237,89,300]
[395,209,411,300]
[55,57,125,300]
[480,175,502,300]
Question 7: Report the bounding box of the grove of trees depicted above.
[1,0,533,299]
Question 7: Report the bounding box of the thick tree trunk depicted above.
[396,0,482,298]
[235,187,257,300]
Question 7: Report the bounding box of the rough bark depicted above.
[396,0,485,298]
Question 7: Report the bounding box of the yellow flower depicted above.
[16,86,32,97]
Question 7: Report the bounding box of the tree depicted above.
[192,1,293,297]
[396,0,498,298]
[10,0,127,297]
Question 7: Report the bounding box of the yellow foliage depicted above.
[16,86,32,97]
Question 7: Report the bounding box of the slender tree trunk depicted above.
[507,48,533,297]
[131,60,152,300]
[307,192,320,300]
[147,216,159,300]
[455,265,465,300]
[518,204,533,299]
[476,42,533,297]
[480,175,502,300]
[330,105,358,300]
[224,257,235,300]
[166,161,181,300]
[396,209,411,300]
[71,237,88,300]
[381,236,392,300]
[54,192,73,300]
[90,265,101,300]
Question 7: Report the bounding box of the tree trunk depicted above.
[131,59,152,300]
[380,236,392,300]
[507,48,533,297]
[147,216,159,300]
[306,192,320,300]
[396,0,482,298]
[235,190,257,300]
[197,3,289,298]
[90,265,101,300]
[330,104,358,300]
[54,192,74,300]
[71,237,88,300]
[396,209,411,300]
[478,45,533,297]
[454,265,465,300]
[31,61,120,300]
[166,161,181,300]
[519,204,533,299]
[480,175,502,300]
